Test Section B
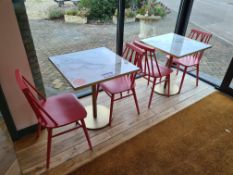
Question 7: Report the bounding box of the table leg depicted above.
[92,85,97,118]
[84,84,110,129]
[167,55,174,67]
[154,55,179,95]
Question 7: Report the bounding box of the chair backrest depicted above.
[188,29,212,44]
[133,40,162,77]
[15,69,57,127]
[122,42,145,66]
[188,29,212,62]
[122,42,145,85]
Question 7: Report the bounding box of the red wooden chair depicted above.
[133,40,157,84]
[97,43,142,126]
[15,69,92,169]
[172,29,212,93]
[133,41,173,108]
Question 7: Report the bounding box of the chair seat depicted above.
[100,76,132,94]
[142,61,172,77]
[173,56,199,67]
[39,93,87,128]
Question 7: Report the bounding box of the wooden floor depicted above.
[14,75,215,175]
[0,118,21,175]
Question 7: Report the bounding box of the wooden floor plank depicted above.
[0,118,21,174]
[14,75,215,174]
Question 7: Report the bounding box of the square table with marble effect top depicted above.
[141,33,212,95]
[49,47,139,129]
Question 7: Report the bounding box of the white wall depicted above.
[0,0,37,130]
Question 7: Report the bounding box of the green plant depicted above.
[79,0,117,21]
[48,6,64,20]
[114,8,136,18]
[137,6,146,15]
[65,8,90,17]
[136,0,145,8]
[137,0,168,17]
[125,8,136,18]
[125,0,132,8]
[65,9,77,16]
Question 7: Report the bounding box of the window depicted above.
[186,0,233,85]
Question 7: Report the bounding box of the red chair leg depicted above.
[148,78,157,109]
[145,54,150,86]
[147,75,150,86]
[196,64,199,86]
[146,64,150,86]
[179,67,187,93]
[109,95,115,126]
[132,88,140,114]
[46,129,52,169]
[80,119,93,150]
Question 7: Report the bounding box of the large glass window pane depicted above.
[124,0,181,64]
[25,0,117,96]
[187,0,233,85]
[124,0,180,41]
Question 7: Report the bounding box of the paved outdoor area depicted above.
[25,0,233,96]
[161,0,233,45]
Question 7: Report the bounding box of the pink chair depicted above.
[172,29,212,93]
[134,41,173,108]
[97,43,142,126]
[15,69,92,169]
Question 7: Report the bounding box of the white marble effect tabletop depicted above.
[142,33,212,58]
[49,47,139,89]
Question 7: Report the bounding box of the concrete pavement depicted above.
[160,0,233,45]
